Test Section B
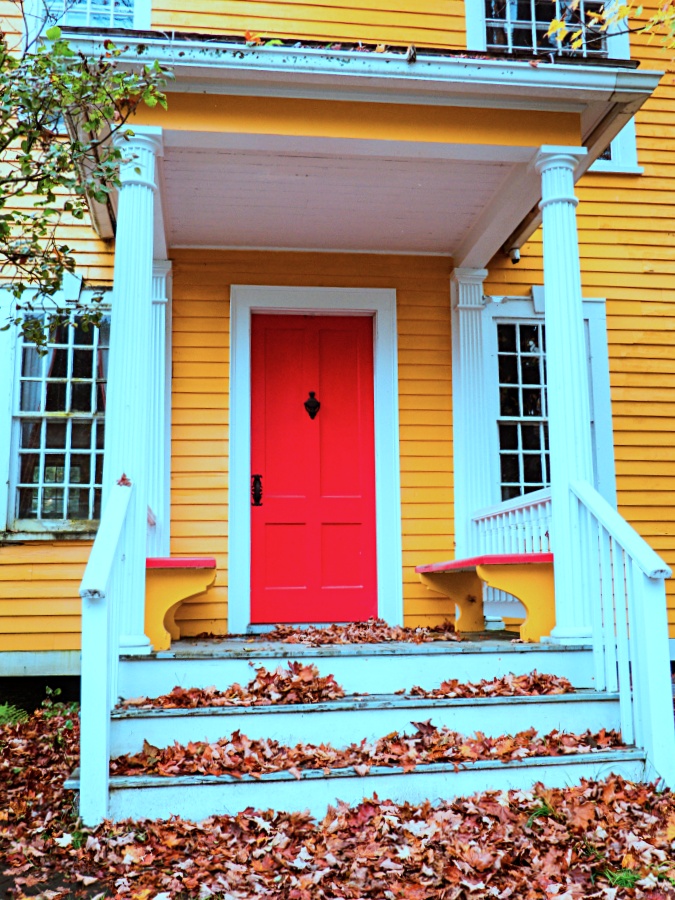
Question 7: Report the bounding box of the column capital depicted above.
[451,267,489,311]
[452,267,489,287]
[114,126,164,191]
[152,260,172,305]
[535,145,587,175]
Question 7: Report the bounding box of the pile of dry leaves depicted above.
[407,672,575,699]
[119,669,576,711]
[3,709,675,898]
[262,618,460,645]
[110,725,625,780]
[118,662,345,710]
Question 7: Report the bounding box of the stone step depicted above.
[110,690,620,756]
[118,639,596,699]
[65,749,647,822]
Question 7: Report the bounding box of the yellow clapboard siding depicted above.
[0,634,80,652]
[152,1,466,48]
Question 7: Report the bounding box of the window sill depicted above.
[1,529,97,543]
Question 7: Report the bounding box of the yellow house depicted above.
[2,0,675,823]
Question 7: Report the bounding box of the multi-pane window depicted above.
[13,312,109,526]
[497,322,550,501]
[46,0,135,28]
[485,0,607,57]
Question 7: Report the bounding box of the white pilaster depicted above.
[146,260,172,557]
[451,268,490,557]
[103,127,163,654]
[536,146,594,644]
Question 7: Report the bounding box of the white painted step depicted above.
[66,750,647,822]
[118,640,596,699]
[110,690,620,756]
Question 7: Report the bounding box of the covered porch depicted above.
[67,37,675,822]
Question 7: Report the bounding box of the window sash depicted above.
[9,312,109,530]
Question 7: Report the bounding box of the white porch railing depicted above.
[572,479,675,784]
[79,477,134,825]
[472,487,552,555]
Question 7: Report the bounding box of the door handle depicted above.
[251,473,263,506]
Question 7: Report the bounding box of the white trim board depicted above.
[228,286,403,634]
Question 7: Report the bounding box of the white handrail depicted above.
[571,478,675,785]
[79,478,134,826]
[80,482,134,600]
[571,480,671,579]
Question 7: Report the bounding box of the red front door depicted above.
[250,314,377,624]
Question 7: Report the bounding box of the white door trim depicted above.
[228,286,403,634]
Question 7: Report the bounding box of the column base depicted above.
[119,633,153,655]
[542,626,593,646]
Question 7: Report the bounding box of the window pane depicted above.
[71,382,93,412]
[74,320,95,346]
[69,454,91,485]
[42,487,65,518]
[520,355,541,385]
[21,347,42,378]
[44,457,66,483]
[500,454,519,484]
[519,325,540,353]
[500,387,520,417]
[21,421,42,449]
[72,422,92,449]
[522,389,542,417]
[18,488,39,518]
[93,488,102,519]
[20,382,42,412]
[499,423,518,450]
[68,488,90,519]
[45,381,68,412]
[96,421,105,449]
[498,355,518,385]
[72,349,94,378]
[523,454,543,483]
[95,454,104,483]
[46,421,67,449]
[521,424,541,450]
[498,324,516,352]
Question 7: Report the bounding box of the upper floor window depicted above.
[45,0,135,28]
[485,0,608,57]
[10,311,109,530]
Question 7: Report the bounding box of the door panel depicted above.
[250,314,377,623]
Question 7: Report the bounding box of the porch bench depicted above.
[145,557,217,651]
[415,553,555,642]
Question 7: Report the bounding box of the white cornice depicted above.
[61,33,662,111]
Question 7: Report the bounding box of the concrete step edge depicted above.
[111,690,620,720]
[120,641,593,663]
[65,748,646,791]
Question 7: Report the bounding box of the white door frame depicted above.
[228,285,403,633]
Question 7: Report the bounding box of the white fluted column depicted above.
[146,260,172,557]
[103,127,163,654]
[536,145,594,644]
[451,267,490,558]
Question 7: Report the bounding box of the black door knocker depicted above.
[251,473,263,506]
[304,391,320,419]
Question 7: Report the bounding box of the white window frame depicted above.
[0,288,112,541]
[23,0,150,45]
[229,286,403,634]
[481,293,617,508]
[466,0,641,174]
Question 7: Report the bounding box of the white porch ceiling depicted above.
[161,146,515,257]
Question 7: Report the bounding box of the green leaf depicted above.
[45,26,62,41]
